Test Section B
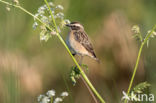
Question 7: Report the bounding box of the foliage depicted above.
[70,64,88,85]
[124,25,156,103]
[0,0,106,103]
[70,66,80,85]
[132,82,151,94]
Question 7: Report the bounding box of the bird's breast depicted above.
[67,31,89,56]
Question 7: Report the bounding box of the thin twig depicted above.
[79,56,98,103]
[80,76,98,103]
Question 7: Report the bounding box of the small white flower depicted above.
[40,35,46,41]
[49,8,55,14]
[40,96,50,103]
[60,19,70,27]
[46,90,55,97]
[13,0,19,5]
[153,31,156,36]
[41,16,48,23]
[61,92,68,97]
[49,15,51,18]
[32,22,38,29]
[37,95,44,102]
[56,12,64,19]
[64,19,70,24]
[56,5,64,10]
[52,10,55,14]
[6,6,11,11]
[54,97,63,103]
[38,6,45,14]
[49,2,54,6]
[40,6,45,11]
[34,13,39,20]
[43,4,48,10]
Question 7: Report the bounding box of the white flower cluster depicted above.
[132,25,140,34]
[37,89,68,103]
[55,5,64,10]
[46,90,55,97]
[61,92,69,97]
[54,97,63,103]
[32,2,70,42]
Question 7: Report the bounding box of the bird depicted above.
[66,21,99,63]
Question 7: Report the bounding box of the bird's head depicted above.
[66,21,84,30]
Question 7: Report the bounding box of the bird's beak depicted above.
[66,24,71,27]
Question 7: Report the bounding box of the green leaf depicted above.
[70,66,81,85]
[81,64,88,71]
[132,82,151,94]
[70,76,76,85]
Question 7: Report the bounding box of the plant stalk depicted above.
[44,0,105,102]
[0,0,106,102]
[124,25,156,103]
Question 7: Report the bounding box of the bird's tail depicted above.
[94,57,100,63]
[92,52,100,63]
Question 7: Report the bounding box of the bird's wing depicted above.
[73,31,97,58]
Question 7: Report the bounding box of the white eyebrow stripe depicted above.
[74,24,82,27]
[73,24,84,29]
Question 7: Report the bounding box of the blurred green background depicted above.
[0,0,156,103]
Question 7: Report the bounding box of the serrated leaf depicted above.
[132,82,151,94]
[70,76,76,85]
[69,66,81,85]
[81,64,88,71]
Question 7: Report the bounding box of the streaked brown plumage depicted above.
[66,21,99,62]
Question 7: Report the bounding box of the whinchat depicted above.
[66,21,99,62]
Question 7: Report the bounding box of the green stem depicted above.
[124,43,144,103]
[51,97,53,103]
[124,25,156,103]
[43,0,59,33]
[57,33,105,103]
[0,0,106,102]
[43,0,105,102]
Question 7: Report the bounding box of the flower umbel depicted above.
[32,2,70,42]
[54,97,63,103]
[61,92,68,97]
[37,95,45,102]
[46,90,55,97]
[37,89,68,103]
[41,96,50,103]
